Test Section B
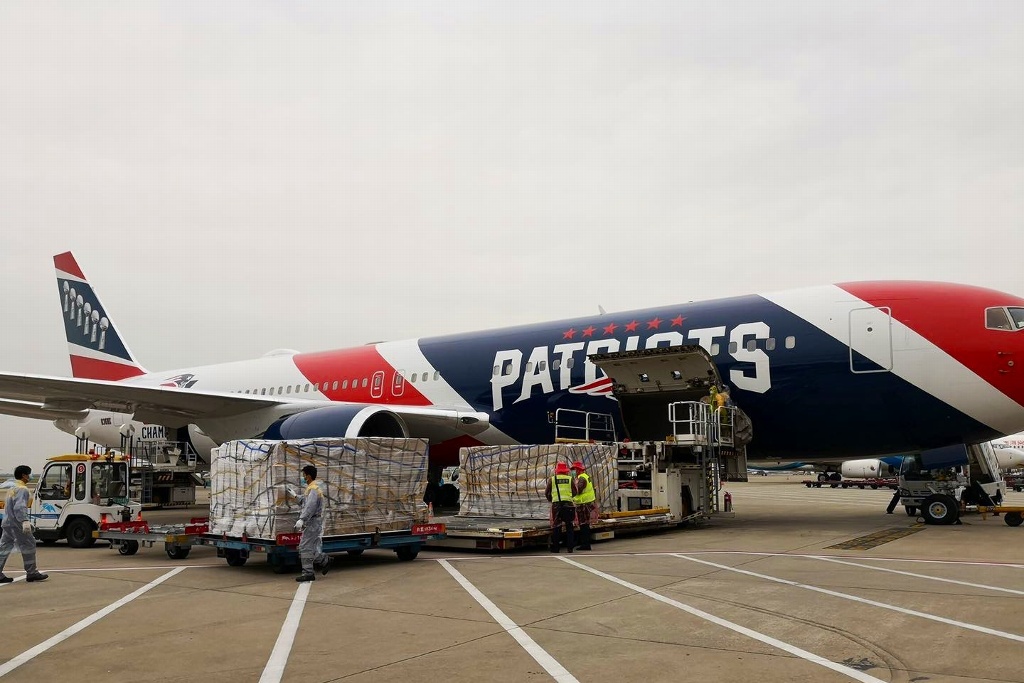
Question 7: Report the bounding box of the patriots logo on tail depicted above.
[161,374,199,389]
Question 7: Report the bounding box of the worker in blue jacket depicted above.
[0,465,48,583]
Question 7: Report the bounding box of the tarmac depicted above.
[2,477,1023,683]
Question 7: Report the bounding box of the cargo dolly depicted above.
[94,516,209,559]
[975,506,1024,527]
[203,522,447,573]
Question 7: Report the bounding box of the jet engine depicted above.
[263,404,409,440]
[840,458,897,479]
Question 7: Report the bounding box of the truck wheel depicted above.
[395,546,419,561]
[921,495,959,525]
[347,548,365,556]
[65,518,97,548]
[905,506,917,517]
[225,549,247,567]
[804,482,812,488]
[119,541,140,556]
[1004,511,1023,527]
[870,484,878,489]
[166,544,191,560]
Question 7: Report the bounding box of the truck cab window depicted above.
[39,464,72,500]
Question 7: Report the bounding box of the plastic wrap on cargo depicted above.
[457,444,617,518]
[209,437,429,538]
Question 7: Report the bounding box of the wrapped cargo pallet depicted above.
[210,437,429,538]
[458,444,617,518]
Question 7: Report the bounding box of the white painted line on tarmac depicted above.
[439,559,579,683]
[673,554,1024,643]
[807,555,1024,595]
[558,556,885,683]
[258,582,311,683]
[0,566,187,678]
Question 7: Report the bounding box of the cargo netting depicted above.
[210,437,428,538]
[457,444,617,518]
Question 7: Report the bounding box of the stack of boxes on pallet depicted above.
[210,437,429,538]
[458,443,617,518]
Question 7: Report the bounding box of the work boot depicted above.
[295,573,315,582]
[26,572,48,583]
[549,546,559,553]
[0,574,12,584]
[578,545,592,551]
[318,557,332,576]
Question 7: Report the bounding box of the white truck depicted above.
[29,454,142,548]
[897,442,1006,524]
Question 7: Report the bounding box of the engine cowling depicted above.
[263,404,409,440]
[841,458,897,479]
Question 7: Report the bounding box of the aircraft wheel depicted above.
[829,472,842,481]
[118,541,140,556]
[817,473,829,483]
[921,495,959,525]
[1004,511,1023,527]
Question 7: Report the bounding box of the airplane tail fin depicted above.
[54,252,147,380]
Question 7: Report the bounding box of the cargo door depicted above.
[849,306,893,373]
[589,346,747,442]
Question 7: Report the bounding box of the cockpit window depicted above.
[986,308,1012,330]
[985,307,1024,331]
[1009,307,1024,330]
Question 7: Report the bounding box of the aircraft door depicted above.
[371,370,385,399]
[849,306,893,373]
[392,370,406,398]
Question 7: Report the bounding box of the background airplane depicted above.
[752,432,1024,482]
[0,252,1023,470]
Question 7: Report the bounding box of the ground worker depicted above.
[293,465,331,582]
[0,465,48,583]
[570,461,597,551]
[545,462,581,553]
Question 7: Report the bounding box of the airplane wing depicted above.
[0,371,284,426]
[0,371,490,437]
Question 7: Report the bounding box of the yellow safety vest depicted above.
[551,475,574,502]
[572,473,595,505]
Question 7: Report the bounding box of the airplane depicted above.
[751,433,1024,482]
[0,251,1023,471]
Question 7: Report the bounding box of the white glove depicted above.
[294,519,305,532]
[22,521,32,534]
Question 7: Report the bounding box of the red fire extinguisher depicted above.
[724,490,733,512]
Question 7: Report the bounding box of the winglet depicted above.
[54,252,146,380]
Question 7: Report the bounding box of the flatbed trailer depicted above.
[203,522,446,572]
[94,517,208,559]
[975,506,1024,527]
[428,508,695,551]
[802,478,897,490]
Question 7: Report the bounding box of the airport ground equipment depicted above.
[433,394,736,550]
[28,454,143,548]
[94,516,209,558]
[897,442,1006,524]
[203,523,446,572]
[802,477,897,489]
[976,506,1024,527]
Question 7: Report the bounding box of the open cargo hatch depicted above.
[590,346,752,447]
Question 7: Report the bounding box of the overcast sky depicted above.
[1,2,1022,472]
